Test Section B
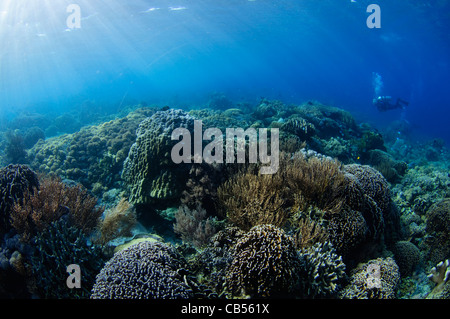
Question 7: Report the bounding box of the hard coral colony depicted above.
[0,100,448,301]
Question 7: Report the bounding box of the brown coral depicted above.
[173,205,217,248]
[93,198,137,246]
[226,224,301,298]
[217,172,290,231]
[11,176,104,241]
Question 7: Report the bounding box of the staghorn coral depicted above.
[93,198,137,246]
[122,109,196,206]
[11,176,104,242]
[217,152,346,231]
[0,164,39,235]
[226,224,301,298]
[91,241,194,299]
[298,241,346,298]
[29,218,107,299]
[173,205,218,248]
[340,257,400,299]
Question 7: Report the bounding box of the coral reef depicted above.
[91,241,194,299]
[0,164,39,235]
[297,241,347,298]
[423,198,450,264]
[281,116,316,141]
[93,198,137,246]
[11,177,104,242]
[391,241,421,276]
[427,259,450,299]
[29,218,107,298]
[3,130,28,164]
[340,257,400,299]
[173,205,218,249]
[217,171,291,231]
[122,109,196,206]
[28,108,156,191]
[226,224,301,298]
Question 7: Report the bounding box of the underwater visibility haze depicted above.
[0,0,449,302]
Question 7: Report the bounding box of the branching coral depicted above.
[226,224,301,298]
[0,164,39,235]
[217,172,290,231]
[279,152,346,213]
[91,241,194,299]
[340,257,400,299]
[292,217,329,250]
[11,177,104,242]
[93,198,137,246]
[29,218,107,299]
[298,241,346,298]
[173,205,218,248]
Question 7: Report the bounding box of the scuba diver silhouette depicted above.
[373,96,409,112]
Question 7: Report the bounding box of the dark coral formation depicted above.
[91,241,194,299]
[0,164,39,235]
[424,198,450,264]
[340,257,400,299]
[173,205,218,249]
[122,109,196,207]
[226,224,301,298]
[11,176,104,242]
[29,108,156,191]
[298,241,346,298]
[29,218,107,299]
[391,241,421,276]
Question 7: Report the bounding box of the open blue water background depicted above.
[1,0,449,144]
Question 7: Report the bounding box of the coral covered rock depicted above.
[424,198,450,264]
[122,109,196,206]
[226,224,301,298]
[391,241,421,276]
[298,241,346,298]
[29,218,107,299]
[340,257,400,299]
[29,107,156,191]
[91,241,193,299]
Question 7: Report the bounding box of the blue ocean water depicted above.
[1,0,449,143]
